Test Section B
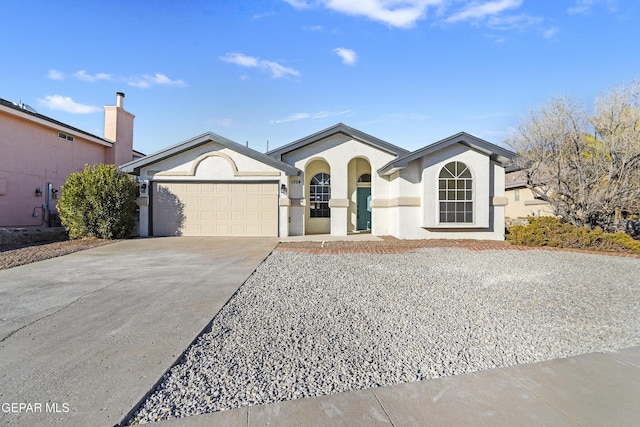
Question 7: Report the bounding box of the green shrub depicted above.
[57,164,138,239]
[506,216,640,255]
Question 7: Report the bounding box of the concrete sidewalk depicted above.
[154,346,640,426]
[0,237,277,427]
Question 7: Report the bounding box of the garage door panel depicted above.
[153,182,277,237]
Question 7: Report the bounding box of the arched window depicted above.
[310,173,330,218]
[357,173,371,183]
[439,161,473,223]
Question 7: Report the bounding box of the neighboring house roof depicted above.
[266,123,411,158]
[120,131,301,176]
[505,170,528,190]
[0,97,112,147]
[379,132,516,176]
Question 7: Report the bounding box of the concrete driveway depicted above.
[0,237,277,427]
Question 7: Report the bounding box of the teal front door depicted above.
[356,187,372,231]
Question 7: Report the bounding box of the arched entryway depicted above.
[347,157,372,232]
[305,159,331,235]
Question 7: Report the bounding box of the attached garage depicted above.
[151,182,278,237]
[120,132,301,238]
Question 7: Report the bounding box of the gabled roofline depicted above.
[120,131,301,176]
[378,131,515,176]
[266,123,411,158]
[0,97,112,147]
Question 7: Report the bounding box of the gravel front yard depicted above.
[131,248,640,424]
[0,239,114,270]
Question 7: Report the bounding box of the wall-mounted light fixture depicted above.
[140,182,147,192]
[280,184,287,195]
[51,188,59,199]
[35,188,42,197]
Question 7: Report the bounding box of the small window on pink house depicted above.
[58,132,74,142]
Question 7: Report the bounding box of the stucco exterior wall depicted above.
[505,187,553,218]
[136,142,288,237]
[280,134,397,236]
[0,112,108,226]
[375,144,506,240]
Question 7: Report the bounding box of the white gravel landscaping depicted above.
[130,248,640,424]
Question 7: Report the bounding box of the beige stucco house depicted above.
[0,92,142,227]
[504,169,553,221]
[122,124,515,240]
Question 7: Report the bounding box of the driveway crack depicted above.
[0,271,144,344]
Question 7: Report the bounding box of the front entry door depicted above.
[356,187,372,231]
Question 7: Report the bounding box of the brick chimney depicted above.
[104,92,135,166]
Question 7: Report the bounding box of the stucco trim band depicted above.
[370,197,421,208]
[524,199,551,206]
[491,196,508,206]
[328,198,350,208]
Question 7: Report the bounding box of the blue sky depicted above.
[2,0,638,154]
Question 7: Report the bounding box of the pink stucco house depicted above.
[0,92,142,227]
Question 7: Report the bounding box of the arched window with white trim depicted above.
[438,161,473,223]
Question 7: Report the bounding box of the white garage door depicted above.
[152,182,278,237]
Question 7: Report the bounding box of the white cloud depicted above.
[446,0,523,23]
[220,52,300,78]
[567,0,618,15]
[37,95,101,114]
[271,112,311,123]
[323,0,441,28]
[286,1,553,37]
[284,0,313,9]
[567,0,597,15]
[251,11,274,19]
[486,13,542,31]
[334,47,358,65]
[262,61,300,78]
[221,53,260,68]
[47,69,64,81]
[128,73,186,88]
[542,26,559,38]
[74,70,113,82]
[271,109,352,123]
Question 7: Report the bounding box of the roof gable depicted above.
[378,132,515,176]
[120,131,301,176]
[267,123,411,158]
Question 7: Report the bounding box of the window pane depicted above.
[438,161,473,223]
[310,173,331,218]
[439,166,454,178]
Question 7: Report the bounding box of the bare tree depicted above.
[508,81,640,229]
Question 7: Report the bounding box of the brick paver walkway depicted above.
[276,236,640,258]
